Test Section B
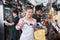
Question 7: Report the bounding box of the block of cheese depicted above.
[34,29,46,40]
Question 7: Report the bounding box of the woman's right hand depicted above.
[16,19,26,30]
[20,21,26,26]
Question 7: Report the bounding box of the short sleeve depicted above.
[16,18,24,30]
[32,18,37,27]
[13,17,19,26]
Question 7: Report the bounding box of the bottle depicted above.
[49,9,53,20]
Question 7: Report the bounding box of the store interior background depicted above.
[0,0,60,40]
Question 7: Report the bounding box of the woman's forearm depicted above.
[6,22,14,26]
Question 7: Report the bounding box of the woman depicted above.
[16,6,36,40]
[4,10,19,40]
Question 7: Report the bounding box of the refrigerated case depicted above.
[57,0,60,10]
[0,4,4,40]
[28,0,48,6]
[4,7,13,22]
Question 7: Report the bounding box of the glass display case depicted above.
[0,4,4,40]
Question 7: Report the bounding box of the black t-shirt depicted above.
[32,14,46,23]
[32,14,41,22]
[13,17,19,26]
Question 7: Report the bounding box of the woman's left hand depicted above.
[34,28,38,32]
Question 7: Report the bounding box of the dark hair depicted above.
[35,5,43,11]
[24,5,33,11]
[13,10,18,15]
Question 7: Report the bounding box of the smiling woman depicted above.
[16,6,37,40]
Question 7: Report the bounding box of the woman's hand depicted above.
[34,28,38,32]
[4,20,9,26]
[37,22,43,26]
[16,20,26,30]
[20,21,26,26]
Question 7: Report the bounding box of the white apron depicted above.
[19,18,36,40]
[20,24,34,40]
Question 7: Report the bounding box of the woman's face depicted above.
[26,9,33,18]
[13,13,17,18]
